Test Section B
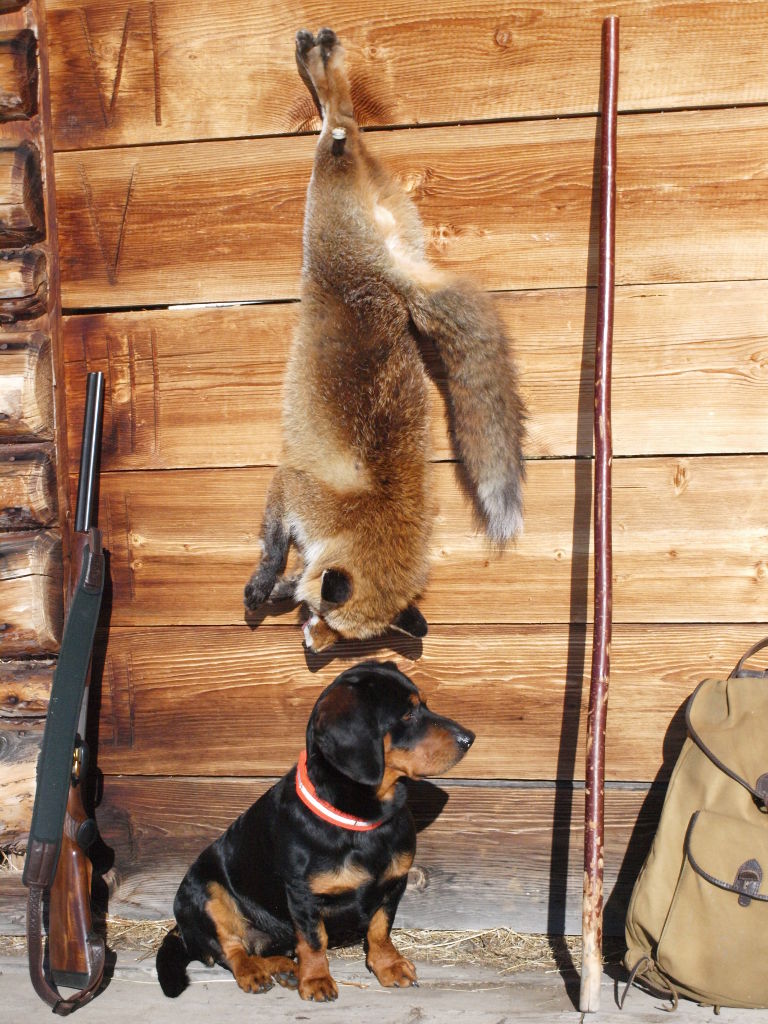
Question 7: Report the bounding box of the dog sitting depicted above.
[156,661,474,1001]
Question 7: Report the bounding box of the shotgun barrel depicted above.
[74,371,104,534]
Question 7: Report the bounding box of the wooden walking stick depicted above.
[580,15,618,1014]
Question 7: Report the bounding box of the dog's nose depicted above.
[456,729,475,752]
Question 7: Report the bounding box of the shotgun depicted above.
[23,371,107,1015]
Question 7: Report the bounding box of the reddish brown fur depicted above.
[365,907,418,988]
[295,924,337,1002]
[244,29,525,651]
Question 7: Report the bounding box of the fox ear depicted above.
[392,605,428,638]
[321,568,352,605]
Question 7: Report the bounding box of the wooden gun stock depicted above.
[48,753,101,989]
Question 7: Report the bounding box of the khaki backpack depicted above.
[623,638,768,1010]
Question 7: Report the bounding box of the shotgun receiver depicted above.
[23,371,106,1014]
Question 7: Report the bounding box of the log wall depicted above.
[0,0,65,894]
[1,0,767,938]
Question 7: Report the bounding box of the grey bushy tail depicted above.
[156,927,191,998]
[409,282,526,542]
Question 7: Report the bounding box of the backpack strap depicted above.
[730,637,768,679]
[619,956,679,1011]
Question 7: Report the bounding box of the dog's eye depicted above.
[401,710,414,722]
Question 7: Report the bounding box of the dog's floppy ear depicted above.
[392,604,428,638]
[321,568,352,605]
[309,680,384,786]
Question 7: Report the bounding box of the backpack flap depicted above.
[655,809,768,1008]
[686,676,768,808]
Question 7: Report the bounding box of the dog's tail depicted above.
[156,926,191,998]
[409,280,526,542]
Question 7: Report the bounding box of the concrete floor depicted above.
[2,949,757,1023]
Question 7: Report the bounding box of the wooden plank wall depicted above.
[2,0,768,937]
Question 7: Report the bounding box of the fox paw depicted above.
[315,27,338,61]
[295,29,315,60]
[244,571,275,610]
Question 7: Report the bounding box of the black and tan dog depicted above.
[156,661,474,1001]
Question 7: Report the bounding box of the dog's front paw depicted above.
[298,972,338,1002]
[369,955,418,988]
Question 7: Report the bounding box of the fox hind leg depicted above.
[295,29,354,126]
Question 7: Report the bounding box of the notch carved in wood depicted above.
[0,249,47,322]
[0,29,38,121]
[0,141,45,247]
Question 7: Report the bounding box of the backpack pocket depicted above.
[655,809,768,1008]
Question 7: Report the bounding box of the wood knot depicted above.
[494,28,512,49]
[755,561,767,583]
[407,865,429,891]
[672,463,689,494]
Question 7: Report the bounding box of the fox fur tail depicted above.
[156,926,191,998]
[409,281,526,542]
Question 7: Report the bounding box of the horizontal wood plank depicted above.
[0,778,661,935]
[47,0,768,149]
[62,281,768,468]
[81,457,768,627]
[55,108,768,308]
[91,623,762,782]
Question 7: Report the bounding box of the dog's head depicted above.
[305,661,474,796]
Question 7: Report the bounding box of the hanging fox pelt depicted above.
[244,29,526,652]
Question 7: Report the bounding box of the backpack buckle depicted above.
[734,859,763,907]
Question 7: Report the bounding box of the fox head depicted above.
[296,550,429,653]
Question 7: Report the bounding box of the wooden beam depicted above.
[0,28,37,121]
[46,0,768,149]
[0,658,53,717]
[0,249,47,323]
[0,720,43,849]
[0,332,53,440]
[89,622,758,783]
[54,108,768,308]
[71,457,768,627]
[0,530,62,654]
[0,140,44,246]
[0,442,57,528]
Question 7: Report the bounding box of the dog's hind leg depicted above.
[205,883,297,993]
